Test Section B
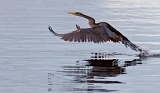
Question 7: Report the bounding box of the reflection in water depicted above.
[124,59,143,67]
[48,52,143,92]
[86,59,125,78]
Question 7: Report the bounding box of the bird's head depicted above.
[67,12,83,17]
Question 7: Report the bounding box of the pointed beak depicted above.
[67,12,78,16]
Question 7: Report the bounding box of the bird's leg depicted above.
[76,24,81,30]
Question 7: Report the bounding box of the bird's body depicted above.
[49,12,143,52]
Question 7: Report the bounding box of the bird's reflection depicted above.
[48,52,143,92]
[86,59,125,78]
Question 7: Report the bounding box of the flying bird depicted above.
[48,12,142,52]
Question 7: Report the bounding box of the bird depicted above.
[48,12,142,52]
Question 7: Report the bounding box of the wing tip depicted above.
[48,26,58,36]
[123,40,139,51]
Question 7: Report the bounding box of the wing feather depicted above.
[48,26,112,43]
[90,30,99,43]
[88,31,93,42]
[83,30,87,42]
[94,30,102,43]
[80,30,85,42]
[48,25,139,51]
[77,31,80,42]
[73,32,78,42]
[86,30,90,42]
[63,33,73,41]
[62,34,71,41]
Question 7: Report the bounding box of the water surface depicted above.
[0,0,160,93]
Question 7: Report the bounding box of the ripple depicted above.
[135,42,160,45]
[134,34,160,37]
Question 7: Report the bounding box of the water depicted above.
[0,0,160,93]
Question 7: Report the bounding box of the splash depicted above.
[137,46,149,57]
[138,49,160,58]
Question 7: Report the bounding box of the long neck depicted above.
[81,14,96,27]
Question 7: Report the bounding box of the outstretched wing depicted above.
[106,24,139,51]
[48,25,139,51]
[48,26,111,43]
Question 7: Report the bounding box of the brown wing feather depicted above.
[80,30,85,42]
[48,25,139,51]
[49,26,111,43]
[73,32,78,42]
[106,23,139,51]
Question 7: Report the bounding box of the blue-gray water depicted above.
[0,0,160,93]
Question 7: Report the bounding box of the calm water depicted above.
[0,0,160,93]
